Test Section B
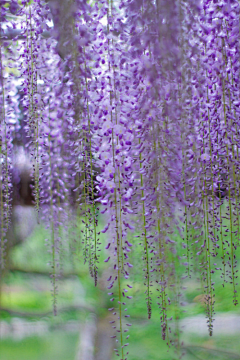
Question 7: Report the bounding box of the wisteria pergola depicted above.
[1,0,240,358]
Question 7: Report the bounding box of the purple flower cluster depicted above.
[1,0,240,357]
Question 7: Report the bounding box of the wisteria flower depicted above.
[201,153,210,162]
[105,164,115,179]
[106,180,115,193]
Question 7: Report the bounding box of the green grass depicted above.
[0,332,79,360]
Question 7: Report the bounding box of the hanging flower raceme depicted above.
[88,2,138,356]
[197,1,240,320]
[120,0,202,343]
[0,3,19,270]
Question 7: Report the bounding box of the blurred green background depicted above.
[1,210,240,360]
